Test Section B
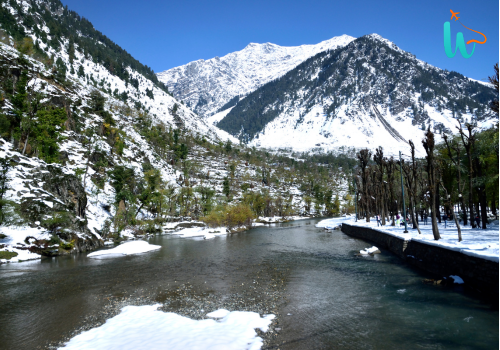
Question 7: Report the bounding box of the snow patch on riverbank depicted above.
[317,217,499,262]
[162,216,312,240]
[0,246,41,263]
[256,215,311,224]
[169,226,229,240]
[360,246,380,255]
[59,304,275,350]
[87,241,161,258]
[0,225,48,263]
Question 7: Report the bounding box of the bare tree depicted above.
[439,174,462,242]
[385,157,397,225]
[401,141,422,234]
[357,149,372,222]
[422,128,440,240]
[459,124,476,227]
[443,133,467,225]
[473,154,489,229]
[373,147,386,225]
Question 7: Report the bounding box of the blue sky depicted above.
[61,0,499,80]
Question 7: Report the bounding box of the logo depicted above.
[444,9,487,58]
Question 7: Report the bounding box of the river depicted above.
[0,219,498,349]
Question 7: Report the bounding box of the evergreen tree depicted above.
[77,65,85,78]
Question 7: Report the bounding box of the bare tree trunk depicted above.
[474,157,488,229]
[374,147,386,225]
[383,184,388,225]
[385,158,396,226]
[423,129,440,240]
[429,192,440,239]
[22,133,29,155]
[409,197,422,234]
[357,149,372,222]
[453,208,463,242]
[440,183,462,242]
[436,183,441,223]
[468,157,475,227]
[443,134,468,226]
[460,196,467,225]
[460,125,476,227]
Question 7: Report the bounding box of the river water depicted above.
[0,219,498,349]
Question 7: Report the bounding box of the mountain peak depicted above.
[158,35,356,117]
[363,33,408,55]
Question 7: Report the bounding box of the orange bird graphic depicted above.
[450,9,487,45]
[450,10,460,21]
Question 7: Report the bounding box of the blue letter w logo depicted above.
[444,22,475,58]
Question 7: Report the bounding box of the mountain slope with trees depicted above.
[0,0,352,262]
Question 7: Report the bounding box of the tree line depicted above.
[353,64,499,241]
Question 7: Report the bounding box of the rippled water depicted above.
[0,219,497,349]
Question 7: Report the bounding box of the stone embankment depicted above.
[341,223,499,301]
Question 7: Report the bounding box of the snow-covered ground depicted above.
[0,225,45,263]
[59,304,274,350]
[317,216,499,262]
[87,241,161,258]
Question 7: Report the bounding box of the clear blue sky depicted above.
[61,0,499,80]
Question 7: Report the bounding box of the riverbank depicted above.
[318,216,499,301]
[0,215,314,264]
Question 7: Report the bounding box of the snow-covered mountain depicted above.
[0,0,227,254]
[0,0,347,261]
[157,35,355,117]
[216,34,497,155]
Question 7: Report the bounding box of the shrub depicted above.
[42,212,72,233]
[201,205,225,228]
[201,203,254,231]
[225,203,254,230]
[0,251,18,260]
[59,240,74,250]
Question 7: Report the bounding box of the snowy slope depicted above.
[217,34,497,156]
[157,35,355,117]
[0,0,220,139]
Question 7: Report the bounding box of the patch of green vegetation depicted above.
[42,212,72,233]
[0,250,18,260]
[0,233,6,239]
[59,240,74,250]
[48,235,61,245]
[201,203,254,231]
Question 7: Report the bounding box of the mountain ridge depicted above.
[215,34,496,155]
[157,34,356,117]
